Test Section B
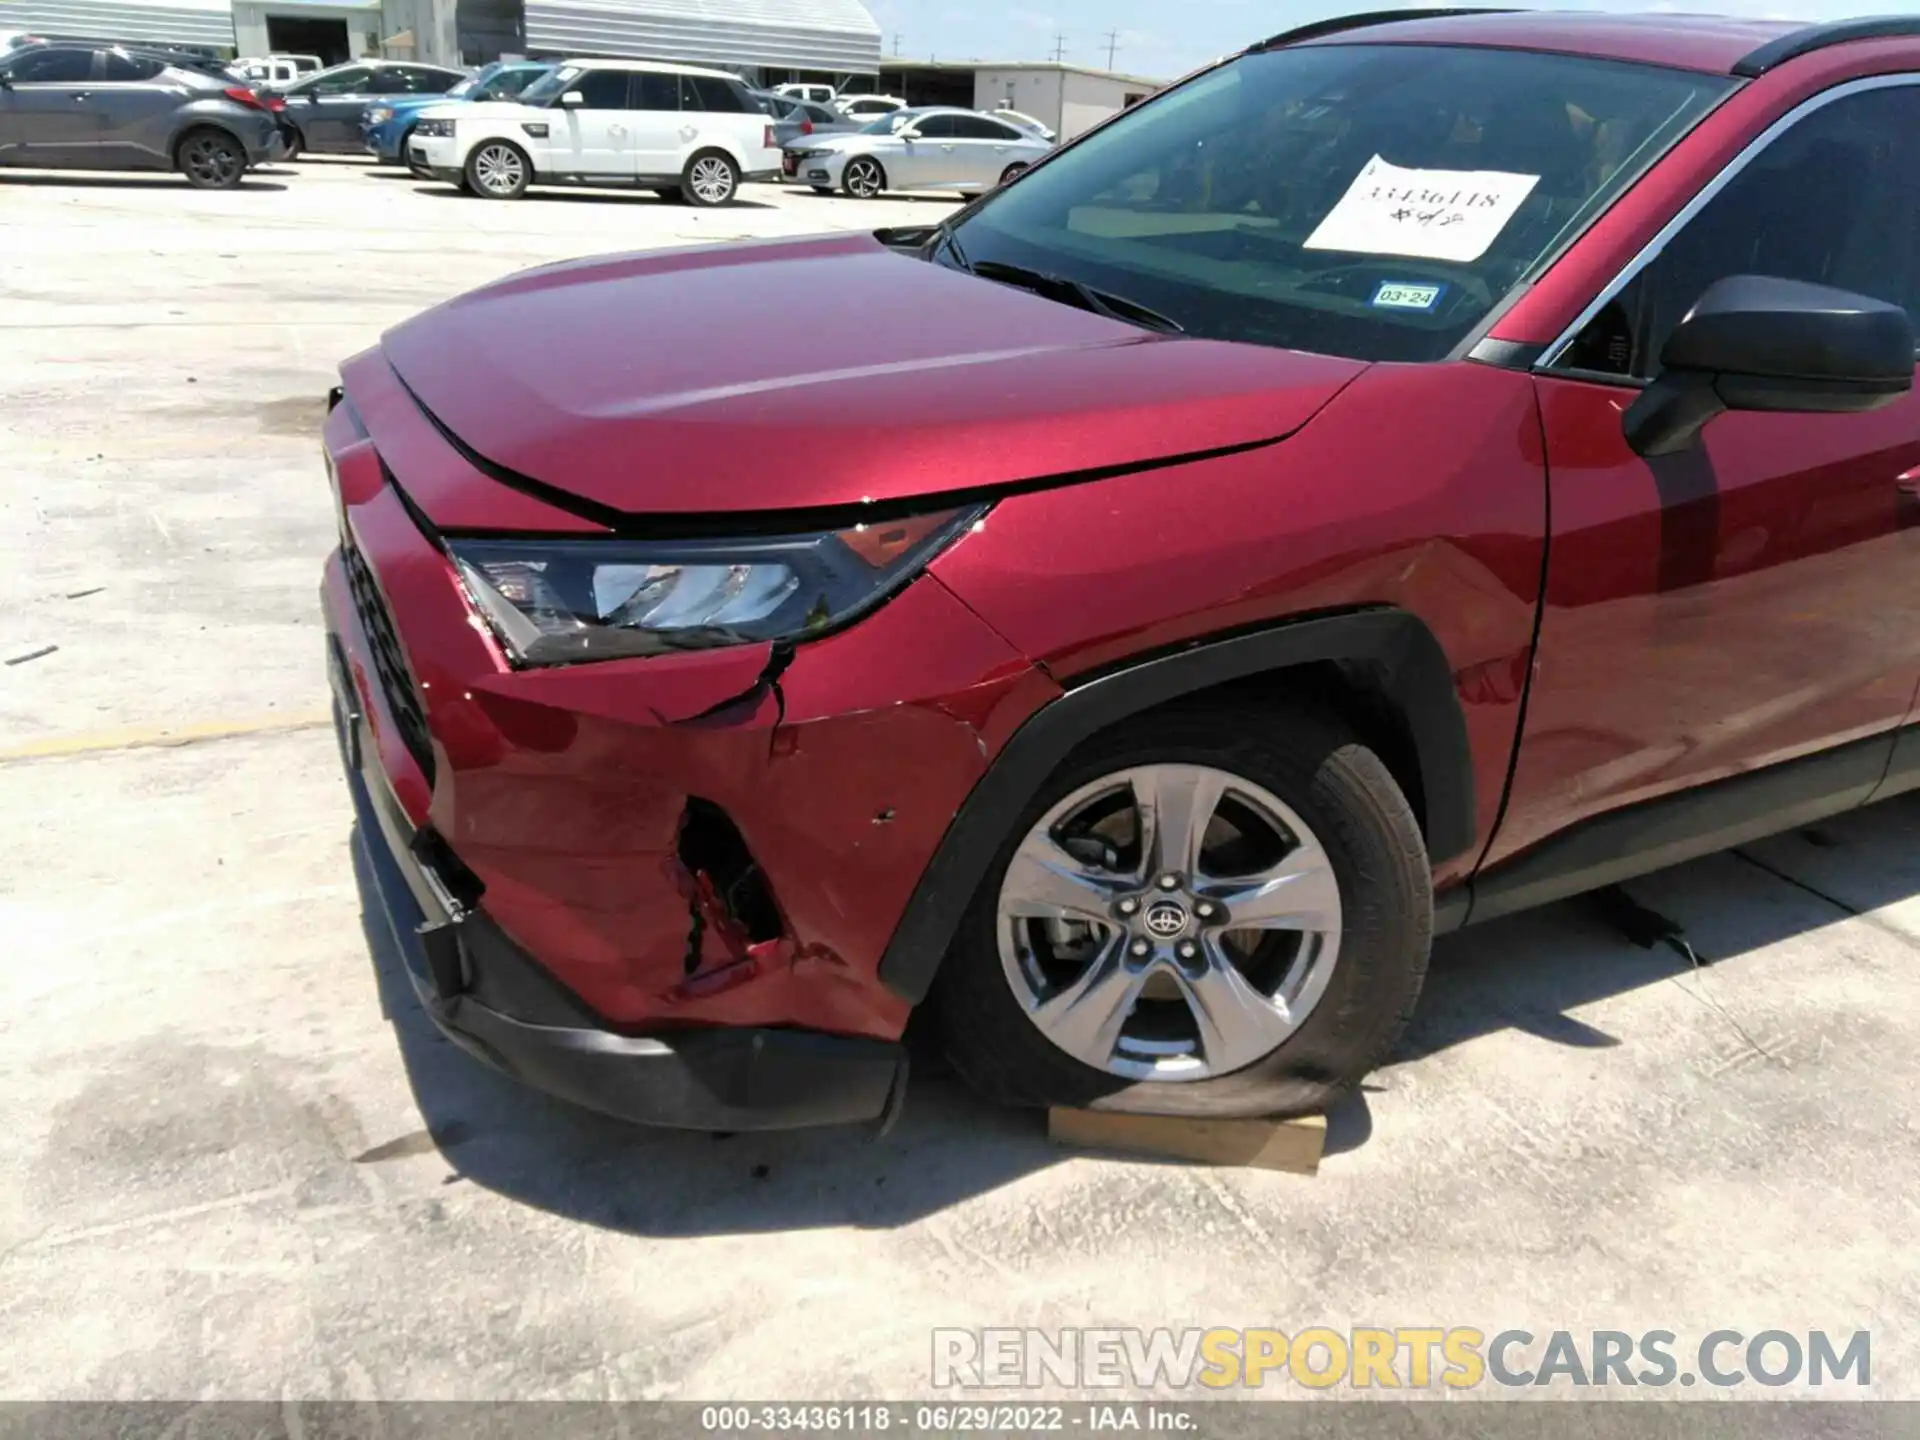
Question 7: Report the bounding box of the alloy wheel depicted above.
[996,763,1344,1081]
[844,158,882,198]
[182,134,242,188]
[473,144,525,196]
[688,155,736,205]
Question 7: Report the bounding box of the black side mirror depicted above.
[1624,274,1914,456]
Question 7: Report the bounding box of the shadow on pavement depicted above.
[415,186,775,208]
[0,173,289,192]
[349,792,1920,1232]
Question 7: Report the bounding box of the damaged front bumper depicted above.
[331,630,909,1131]
[319,359,1060,1129]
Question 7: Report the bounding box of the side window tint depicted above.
[572,69,629,108]
[1564,85,1920,380]
[953,115,1020,140]
[679,75,746,112]
[307,67,371,95]
[10,47,95,82]
[912,114,958,139]
[631,73,678,110]
[104,51,165,82]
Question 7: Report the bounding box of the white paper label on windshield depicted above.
[1303,155,1541,264]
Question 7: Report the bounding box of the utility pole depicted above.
[891,30,902,54]
[1049,33,1067,62]
[1103,29,1118,69]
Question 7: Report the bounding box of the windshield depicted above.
[481,65,546,100]
[444,69,485,98]
[947,44,1730,361]
[517,65,578,106]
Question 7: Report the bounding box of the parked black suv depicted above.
[0,41,283,187]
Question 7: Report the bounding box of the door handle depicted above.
[941,144,954,151]
[72,91,90,101]
[609,124,627,138]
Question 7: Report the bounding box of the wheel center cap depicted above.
[1143,899,1189,940]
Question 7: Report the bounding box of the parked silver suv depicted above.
[0,41,284,188]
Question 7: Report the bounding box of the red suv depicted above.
[323,11,1920,1130]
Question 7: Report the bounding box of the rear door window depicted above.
[630,72,678,110]
[681,74,749,113]
[952,115,1023,140]
[103,51,166,82]
[303,66,371,96]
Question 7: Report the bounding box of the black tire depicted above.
[280,125,303,161]
[464,139,531,199]
[176,127,247,189]
[841,155,885,199]
[681,149,740,206]
[934,701,1432,1118]
[998,162,1028,185]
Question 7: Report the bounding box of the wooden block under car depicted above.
[1048,1106,1327,1174]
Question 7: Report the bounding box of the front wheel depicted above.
[177,127,246,189]
[999,162,1029,186]
[465,140,530,199]
[934,701,1432,1118]
[841,156,885,199]
[682,150,739,206]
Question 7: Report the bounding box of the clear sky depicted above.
[859,0,1899,82]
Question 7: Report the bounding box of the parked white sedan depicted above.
[785,107,1052,198]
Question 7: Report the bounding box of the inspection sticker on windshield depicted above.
[1371,280,1446,311]
[1305,155,1541,264]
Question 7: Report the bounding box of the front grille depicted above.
[341,530,436,784]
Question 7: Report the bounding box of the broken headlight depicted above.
[449,505,984,666]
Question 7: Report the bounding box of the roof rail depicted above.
[1732,15,1920,76]
[1251,8,1517,53]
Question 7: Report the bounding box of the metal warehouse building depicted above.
[0,0,881,73]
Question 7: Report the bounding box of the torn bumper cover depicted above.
[318,361,1060,1128]
[331,632,908,1131]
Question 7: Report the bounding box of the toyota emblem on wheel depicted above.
[1143,900,1189,939]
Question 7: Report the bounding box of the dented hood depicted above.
[380,232,1367,518]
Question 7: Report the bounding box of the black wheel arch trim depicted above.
[878,606,1475,1005]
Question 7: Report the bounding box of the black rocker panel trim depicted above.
[1463,728,1903,925]
[878,608,1476,1005]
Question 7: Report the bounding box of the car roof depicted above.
[1277,10,1804,76]
[554,56,744,79]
